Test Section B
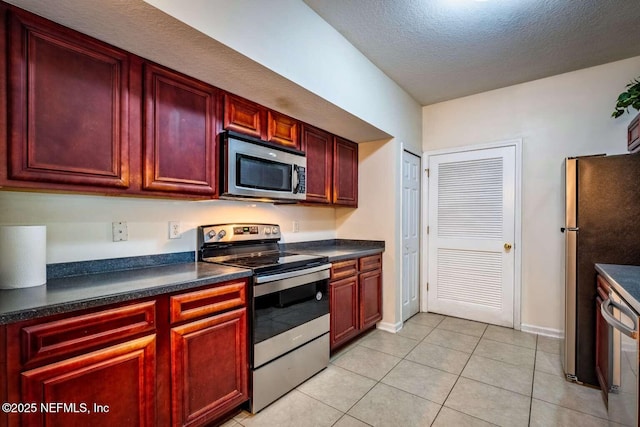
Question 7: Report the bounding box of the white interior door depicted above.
[402,151,420,322]
[427,146,516,327]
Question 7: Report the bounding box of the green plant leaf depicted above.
[612,75,640,119]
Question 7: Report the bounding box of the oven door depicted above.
[225,134,306,200]
[253,265,330,368]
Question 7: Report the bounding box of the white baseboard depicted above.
[376,320,402,333]
[520,323,563,339]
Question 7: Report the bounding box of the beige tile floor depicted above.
[223,313,612,427]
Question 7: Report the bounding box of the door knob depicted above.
[504,243,512,250]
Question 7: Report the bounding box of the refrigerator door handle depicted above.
[560,227,579,233]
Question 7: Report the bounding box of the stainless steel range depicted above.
[197,223,331,413]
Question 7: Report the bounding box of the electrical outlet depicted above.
[292,220,300,233]
[112,221,128,242]
[169,221,181,239]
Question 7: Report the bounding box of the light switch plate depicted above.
[112,221,128,242]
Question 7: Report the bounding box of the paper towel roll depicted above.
[0,225,47,289]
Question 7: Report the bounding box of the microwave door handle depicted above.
[601,297,639,339]
[293,165,301,194]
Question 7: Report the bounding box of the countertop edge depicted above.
[595,263,640,313]
[282,239,385,262]
[0,267,253,325]
[324,247,384,262]
[1,239,385,324]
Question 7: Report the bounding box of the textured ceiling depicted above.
[303,0,640,105]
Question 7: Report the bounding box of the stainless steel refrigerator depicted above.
[562,153,640,386]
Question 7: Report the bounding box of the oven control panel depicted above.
[199,223,281,244]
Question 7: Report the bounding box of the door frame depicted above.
[401,148,422,322]
[421,139,523,329]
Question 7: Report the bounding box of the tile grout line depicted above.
[434,321,489,421]
[238,315,550,427]
[528,334,539,426]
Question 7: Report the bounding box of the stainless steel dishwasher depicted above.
[600,287,639,426]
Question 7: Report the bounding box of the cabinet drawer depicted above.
[359,254,381,272]
[597,275,611,294]
[20,301,156,366]
[330,259,358,281]
[170,280,247,324]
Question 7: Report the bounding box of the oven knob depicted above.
[208,230,216,239]
[264,228,271,235]
[217,230,226,238]
[271,227,279,235]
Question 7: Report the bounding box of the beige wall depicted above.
[336,139,402,329]
[422,56,640,333]
[0,191,336,264]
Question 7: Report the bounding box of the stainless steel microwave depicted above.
[220,131,306,202]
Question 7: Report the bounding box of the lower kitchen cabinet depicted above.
[21,335,156,427]
[170,308,247,427]
[4,301,157,427]
[359,269,383,329]
[329,254,382,350]
[330,275,359,347]
[2,278,249,427]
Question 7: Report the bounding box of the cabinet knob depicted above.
[504,243,512,251]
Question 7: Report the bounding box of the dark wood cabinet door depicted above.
[171,308,248,427]
[302,125,332,203]
[21,335,156,427]
[144,63,218,195]
[223,93,265,139]
[330,276,359,350]
[267,111,300,150]
[359,269,382,330]
[7,10,130,188]
[333,137,358,206]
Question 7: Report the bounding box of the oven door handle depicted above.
[255,263,332,284]
[254,264,332,298]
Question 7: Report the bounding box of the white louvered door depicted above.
[427,146,515,326]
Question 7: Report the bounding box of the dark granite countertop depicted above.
[0,262,252,324]
[282,239,385,262]
[0,239,384,325]
[595,264,640,313]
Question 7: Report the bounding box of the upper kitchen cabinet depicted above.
[301,125,332,204]
[223,93,266,140]
[267,110,300,149]
[143,63,218,196]
[5,9,131,190]
[224,93,301,150]
[333,137,358,207]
